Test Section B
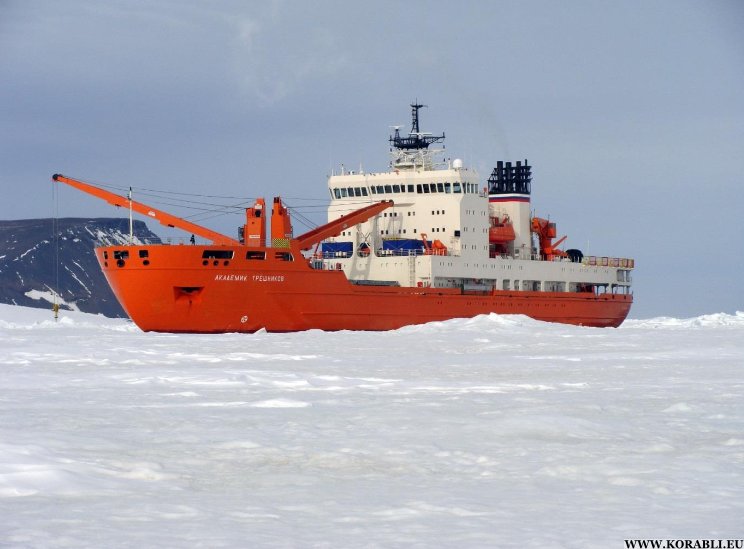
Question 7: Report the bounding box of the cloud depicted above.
[228,7,349,105]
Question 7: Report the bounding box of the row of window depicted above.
[378,228,447,235]
[331,182,480,199]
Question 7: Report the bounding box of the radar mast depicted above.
[389,102,446,171]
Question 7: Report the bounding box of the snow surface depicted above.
[23,289,80,312]
[0,304,743,548]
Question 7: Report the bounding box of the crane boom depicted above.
[52,174,240,245]
[295,201,393,251]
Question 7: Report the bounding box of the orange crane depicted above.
[531,217,567,260]
[53,174,241,245]
[294,201,393,251]
[52,174,392,250]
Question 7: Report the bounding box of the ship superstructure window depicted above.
[341,188,347,197]
[437,183,444,192]
[361,188,368,196]
[275,252,293,261]
[113,250,129,260]
[407,185,414,192]
[139,250,149,258]
[370,187,376,194]
[453,183,461,193]
[203,250,234,259]
[385,185,392,193]
[376,185,384,193]
[347,187,354,196]
[393,184,400,193]
[445,183,451,193]
[430,184,437,193]
[246,251,266,260]
[423,184,430,193]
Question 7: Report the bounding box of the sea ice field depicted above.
[1,303,743,548]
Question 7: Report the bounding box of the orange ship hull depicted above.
[96,244,632,332]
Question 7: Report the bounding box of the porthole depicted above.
[116,259,125,268]
[203,260,208,266]
[143,260,150,266]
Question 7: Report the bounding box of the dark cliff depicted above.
[0,218,161,317]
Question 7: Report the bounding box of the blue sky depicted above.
[1,0,742,318]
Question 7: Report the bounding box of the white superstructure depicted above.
[319,104,633,296]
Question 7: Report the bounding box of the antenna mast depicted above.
[388,101,446,171]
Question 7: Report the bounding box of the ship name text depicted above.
[213,274,285,282]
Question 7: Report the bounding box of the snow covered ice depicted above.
[1,304,743,548]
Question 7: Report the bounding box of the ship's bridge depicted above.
[326,164,487,262]
[324,102,490,261]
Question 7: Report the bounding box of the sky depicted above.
[1,0,743,319]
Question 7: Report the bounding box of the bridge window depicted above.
[423,184,430,193]
[393,184,400,193]
[340,188,347,197]
[384,185,392,193]
[430,184,437,193]
[334,188,341,199]
[437,183,444,193]
[376,185,384,193]
[445,183,451,193]
[453,183,461,193]
[370,187,376,194]
[361,188,368,196]
[407,184,414,192]
[417,184,423,193]
[353,187,361,197]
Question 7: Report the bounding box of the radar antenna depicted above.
[389,102,445,150]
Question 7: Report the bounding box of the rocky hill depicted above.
[0,218,161,317]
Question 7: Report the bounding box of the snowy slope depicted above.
[0,304,743,548]
[0,218,161,317]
